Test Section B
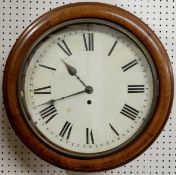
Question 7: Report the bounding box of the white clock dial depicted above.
[20,20,158,156]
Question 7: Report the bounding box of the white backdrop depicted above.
[0,0,176,174]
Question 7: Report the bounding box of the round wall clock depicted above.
[3,2,173,172]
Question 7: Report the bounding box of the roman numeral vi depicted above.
[86,128,94,144]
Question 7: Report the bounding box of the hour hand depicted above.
[61,59,77,76]
[61,59,87,88]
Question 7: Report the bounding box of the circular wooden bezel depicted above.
[3,2,174,172]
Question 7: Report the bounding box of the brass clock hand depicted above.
[36,86,93,107]
[61,59,87,88]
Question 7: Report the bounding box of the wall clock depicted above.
[3,2,173,172]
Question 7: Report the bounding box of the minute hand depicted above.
[37,90,87,107]
[61,59,87,88]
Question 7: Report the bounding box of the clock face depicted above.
[19,19,158,157]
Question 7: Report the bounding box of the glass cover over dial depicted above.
[19,19,158,157]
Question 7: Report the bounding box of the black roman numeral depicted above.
[86,128,94,144]
[109,123,119,136]
[120,104,139,120]
[128,85,145,93]
[39,64,56,71]
[108,40,118,56]
[83,33,94,51]
[122,59,138,72]
[59,121,73,140]
[57,40,72,56]
[39,104,58,124]
[34,86,51,94]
